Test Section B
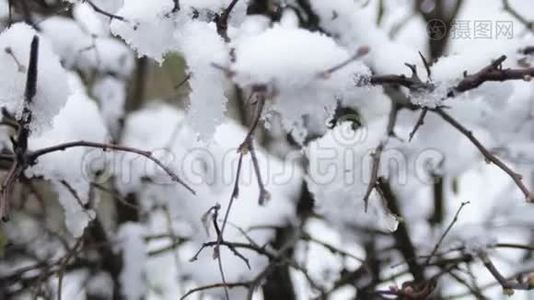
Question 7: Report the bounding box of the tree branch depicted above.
[434,107,533,202]
[28,140,195,194]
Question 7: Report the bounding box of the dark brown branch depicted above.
[28,140,195,194]
[84,0,126,22]
[172,0,180,12]
[447,270,487,299]
[181,282,250,300]
[294,0,322,32]
[216,89,267,243]
[408,108,428,141]
[362,141,384,212]
[480,252,534,293]
[434,107,533,202]
[189,240,254,269]
[91,182,140,211]
[369,55,534,99]
[1,35,39,221]
[216,0,240,41]
[369,74,423,90]
[376,177,425,282]
[248,141,269,205]
[452,55,533,94]
[218,152,244,241]
[362,102,399,210]
[319,46,370,77]
[0,162,20,221]
[522,46,534,55]
[57,238,83,300]
[174,73,191,90]
[444,267,534,298]
[17,35,39,155]
[216,252,230,300]
[60,180,87,210]
[502,0,534,32]
[425,201,470,266]
[302,232,364,262]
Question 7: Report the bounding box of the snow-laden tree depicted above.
[1,0,534,299]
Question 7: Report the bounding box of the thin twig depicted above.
[1,35,39,221]
[84,0,126,22]
[302,232,365,263]
[248,141,269,205]
[376,177,425,282]
[447,270,487,299]
[319,46,370,77]
[28,140,195,194]
[408,108,428,141]
[424,201,470,266]
[216,0,240,41]
[216,253,230,300]
[480,252,534,293]
[90,182,140,210]
[180,282,250,300]
[174,73,191,90]
[434,108,533,202]
[502,0,534,32]
[56,238,83,300]
[362,103,399,210]
[370,55,534,98]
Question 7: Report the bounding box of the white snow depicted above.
[232,25,370,143]
[0,23,69,134]
[26,73,108,237]
[117,222,148,300]
[178,21,230,140]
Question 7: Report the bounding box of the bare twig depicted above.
[362,102,399,210]
[319,46,370,77]
[180,282,250,300]
[216,0,240,41]
[302,232,365,263]
[425,201,470,266]
[216,90,267,242]
[362,141,385,212]
[83,0,126,22]
[216,253,230,300]
[408,108,428,141]
[502,0,534,32]
[447,270,487,299]
[28,141,195,194]
[0,162,21,221]
[248,141,269,205]
[370,55,534,98]
[211,149,244,300]
[434,107,533,202]
[1,35,39,221]
[172,0,180,12]
[56,238,83,300]
[418,51,432,79]
[91,182,140,211]
[480,252,534,294]
[376,177,425,282]
[174,73,191,90]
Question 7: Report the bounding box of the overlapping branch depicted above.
[369,55,534,98]
[368,54,534,202]
[0,36,194,221]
